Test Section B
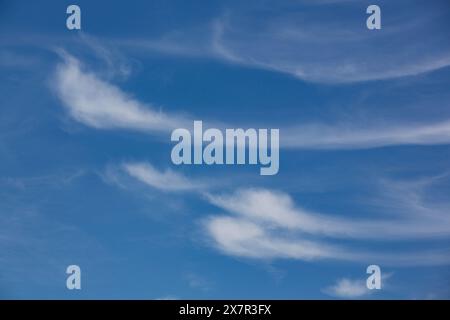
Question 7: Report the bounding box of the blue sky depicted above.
[1,0,450,299]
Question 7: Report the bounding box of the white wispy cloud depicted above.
[185,273,213,292]
[123,162,204,192]
[114,2,450,83]
[207,3,450,83]
[206,188,450,240]
[155,295,179,300]
[374,173,450,220]
[323,272,393,298]
[323,278,370,298]
[203,213,450,266]
[118,163,450,265]
[203,185,450,265]
[53,52,188,133]
[77,33,136,80]
[52,51,450,150]
[282,121,450,149]
[48,33,450,267]
[203,215,346,261]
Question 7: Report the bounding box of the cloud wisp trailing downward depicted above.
[53,53,189,133]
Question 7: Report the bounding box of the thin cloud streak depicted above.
[203,214,450,266]
[120,163,450,266]
[124,162,205,192]
[207,188,450,240]
[53,52,450,150]
[282,121,450,149]
[113,8,450,84]
[208,3,450,83]
[54,53,450,151]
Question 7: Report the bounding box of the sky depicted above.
[0,0,450,299]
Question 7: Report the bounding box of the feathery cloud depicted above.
[123,162,204,192]
[119,162,450,265]
[55,54,450,149]
[53,53,188,133]
[203,186,450,265]
[208,2,450,83]
[206,188,450,240]
[282,121,450,149]
[323,278,370,298]
[54,52,450,150]
[203,213,450,266]
[323,272,393,298]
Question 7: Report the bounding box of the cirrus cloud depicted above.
[53,52,189,133]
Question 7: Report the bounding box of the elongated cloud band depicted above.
[52,51,450,264]
[54,53,188,133]
[119,162,450,266]
[116,1,450,83]
[282,121,450,149]
[212,0,450,83]
[54,53,450,150]
[206,188,450,240]
[203,189,450,266]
